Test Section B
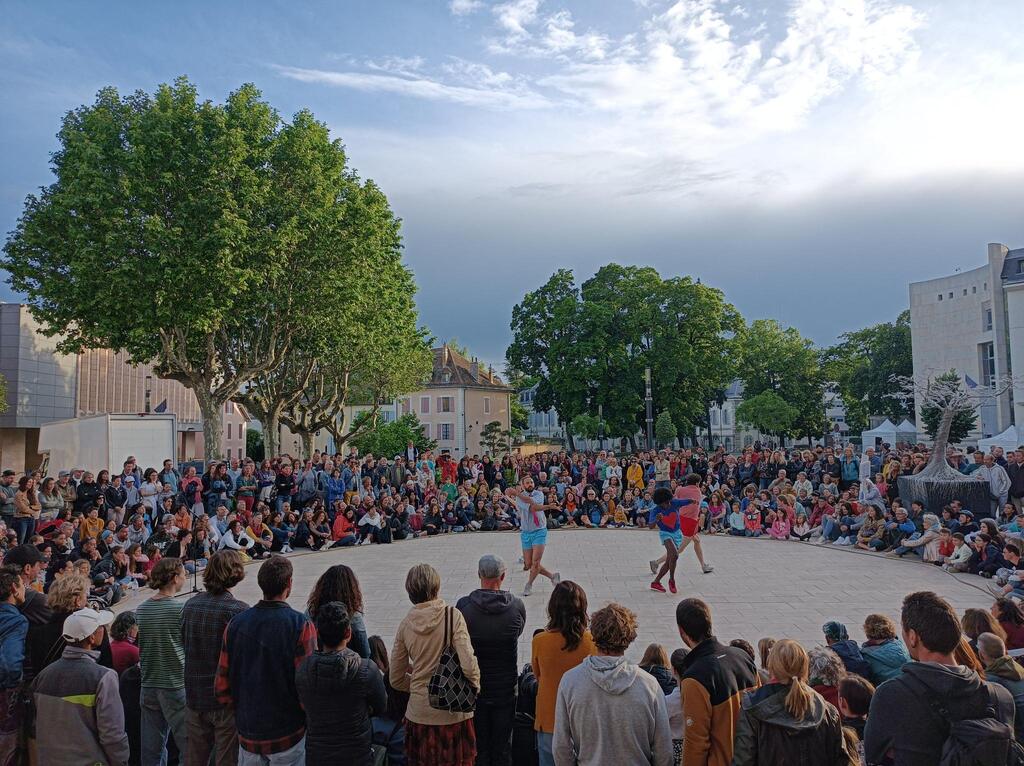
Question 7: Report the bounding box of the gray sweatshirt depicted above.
[553,654,674,766]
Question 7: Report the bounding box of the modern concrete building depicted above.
[0,303,248,470]
[909,242,1023,441]
[396,345,513,457]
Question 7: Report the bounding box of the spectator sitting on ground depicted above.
[976,631,1024,745]
[859,613,911,685]
[822,621,871,678]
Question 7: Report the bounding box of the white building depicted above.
[909,242,1023,440]
[519,383,563,440]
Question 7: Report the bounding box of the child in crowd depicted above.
[791,512,811,541]
[769,510,790,540]
[942,532,972,572]
[728,502,746,536]
[664,647,689,765]
[838,675,875,766]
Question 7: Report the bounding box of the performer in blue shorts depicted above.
[505,475,561,596]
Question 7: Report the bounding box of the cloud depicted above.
[449,0,484,15]
[274,64,550,110]
[493,0,540,38]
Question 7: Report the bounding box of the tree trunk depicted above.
[263,410,282,460]
[300,430,314,460]
[196,392,224,463]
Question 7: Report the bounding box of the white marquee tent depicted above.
[895,419,918,444]
[978,425,1021,452]
[860,419,898,448]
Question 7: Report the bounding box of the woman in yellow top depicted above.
[13,475,41,544]
[531,580,596,766]
[626,459,645,491]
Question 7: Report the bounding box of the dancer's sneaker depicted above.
[702,563,714,574]
[650,582,666,593]
[523,582,533,597]
[668,580,677,594]
[552,572,562,585]
[649,559,659,575]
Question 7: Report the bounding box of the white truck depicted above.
[38,413,178,475]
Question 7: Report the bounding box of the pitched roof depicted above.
[429,345,512,391]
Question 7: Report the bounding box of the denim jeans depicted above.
[141,686,188,766]
[237,737,305,765]
[11,516,35,544]
[537,731,555,766]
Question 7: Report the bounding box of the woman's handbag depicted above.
[427,607,477,713]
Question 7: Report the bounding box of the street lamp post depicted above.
[644,367,654,450]
[597,403,604,450]
[144,375,152,414]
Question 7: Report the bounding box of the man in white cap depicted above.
[32,607,129,766]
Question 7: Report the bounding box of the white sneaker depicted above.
[649,559,659,575]
[523,582,533,597]
[282,545,293,553]
[702,563,714,574]
[552,572,561,585]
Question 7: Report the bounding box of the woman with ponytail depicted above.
[732,639,856,765]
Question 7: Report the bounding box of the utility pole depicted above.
[645,367,654,450]
[597,403,604,450]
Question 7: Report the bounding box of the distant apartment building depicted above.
[0,303,247,470]
[909,242,1023,440]
[519,383,563,440]
[396,345,513,457]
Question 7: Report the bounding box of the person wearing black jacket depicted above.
[1008,449,1024,513]
[74,472,103,517]
[295,601,387,766]
[456,554,527,766]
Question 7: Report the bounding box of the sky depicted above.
[2,0,1023,371]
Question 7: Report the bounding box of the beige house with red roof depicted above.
[396,345,513,457]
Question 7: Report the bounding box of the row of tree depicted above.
[507,265,914,447]
[3,78,431,459]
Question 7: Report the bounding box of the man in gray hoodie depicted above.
[553,603,673,766]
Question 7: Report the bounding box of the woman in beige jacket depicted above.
[391,563,481,766]
[13,475,41,544]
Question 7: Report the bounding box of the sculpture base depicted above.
[896,475,992,518]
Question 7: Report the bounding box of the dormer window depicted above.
[443,370,451,384]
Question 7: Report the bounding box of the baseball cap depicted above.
[3,544,44,567]
[822,621,849,641]
[58,470,70,478]
[478,554,506,579]
[62,608,115,642]
[2,470,15,477]
[125,476,136,483]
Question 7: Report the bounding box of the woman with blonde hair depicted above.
[756,637,775,685]
[638,642,677,694]
[390,563,480,766]
[733,639,856,765]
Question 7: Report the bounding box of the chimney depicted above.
[470,360,479,381]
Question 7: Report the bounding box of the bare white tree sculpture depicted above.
[890,373,1017,480]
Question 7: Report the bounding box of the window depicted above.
[722,408,730,425]
[963,289,967,296]
[438,396,453,413]
[402,398,411,415]
[226,448,231,459]
[439,423,454,441]
[938,294,943,301]
[1019,261,1024,274]
[420,396,430,414]
[980,342,996,387]
[421,423,430,439]
[227,423,232,439]
[484,397,490,414]
[984,307,993,332]
[973,286,977,293]
[948,292,953,299]
[710,409,719,426]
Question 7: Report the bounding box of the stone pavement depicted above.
[119,529,993,664]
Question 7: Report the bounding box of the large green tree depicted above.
[4,77,412,460]
[508,265,741,450]
[822,310,913,433]
[736,391,799,439]
[655,410,677,447]
[736,319,826,439]
[349,412,437,458]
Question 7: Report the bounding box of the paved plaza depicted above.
[120,530,994,663]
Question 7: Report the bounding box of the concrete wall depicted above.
[909,257,1001,439]
[0,304,77,429]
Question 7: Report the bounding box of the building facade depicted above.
[519,383,563,440]
[0,303,247,470]
[396,345,512,457]
[909,242,1023,440]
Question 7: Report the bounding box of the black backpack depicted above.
[908,675,1024,766]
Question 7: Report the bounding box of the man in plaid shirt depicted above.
[216,555,317,764]
[182,550,249,766]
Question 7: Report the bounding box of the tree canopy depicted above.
[735,391,799,437]
[822,310,913,433]
[655,410,677,447]
[735,319,826,439]
[349,412,436,458]
[3,77,426,459]
[508,265,741,449]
